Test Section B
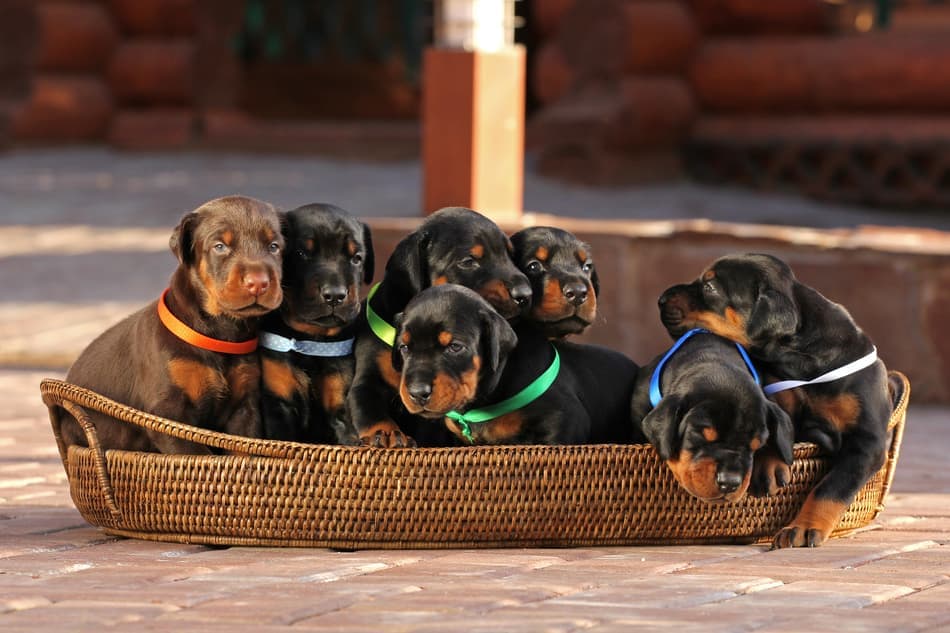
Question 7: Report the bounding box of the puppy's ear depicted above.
[747,286,799,344]
[590,263,600,297]
[390,312,405,372]
[361,222,375,285]
[641,394,684,461]
[477,306,518,395]
[766,400,795,465]
[386,230,430,296]
[278,210,292,239]
[169,212,199,265]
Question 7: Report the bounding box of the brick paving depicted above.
[2,148,949,631]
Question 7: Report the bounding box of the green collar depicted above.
[446,347,560,444]
[366,282,396,346]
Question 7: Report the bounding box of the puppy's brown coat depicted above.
[62,196,284,453]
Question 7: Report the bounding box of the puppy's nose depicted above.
[321,285,348,307]
[244,272,270,297]
[509,279,532,307]
[407,383,432,406]
[716,470,744,494]
[563,282,588,306]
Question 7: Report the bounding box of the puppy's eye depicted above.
[268,241,281,255]
[295,249,309,260]
[398,344,409,357]
[213,242,229,255]
[351,254,363,266]
[703,281,717,295]
[526,260,543,274]
[457,257,480,270]
[582,261,593,274]
[446,341,467,355]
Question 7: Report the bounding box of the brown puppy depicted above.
[62,196,284,453]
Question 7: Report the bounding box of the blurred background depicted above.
[2,0,950,402]
[4,0,950,218]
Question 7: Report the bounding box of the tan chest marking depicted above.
[167,358,227,404]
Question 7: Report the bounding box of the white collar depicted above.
[259,331,354,357]
[763,347,878,395]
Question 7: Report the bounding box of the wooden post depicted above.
[422,45,525,221]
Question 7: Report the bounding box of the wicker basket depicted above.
[39,371,909,549]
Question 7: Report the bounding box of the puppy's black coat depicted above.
[347,207,532,447]
[260,203,373,444]
[392,284,640,445]
[510,226,599,338]
[631,330,794,503]
[658,252,893,548]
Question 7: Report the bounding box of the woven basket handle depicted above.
[44,397,122,516]
[877,370,911,510]
[39,379,318,460]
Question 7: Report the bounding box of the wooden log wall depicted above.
[683,0,950,206]
[10,0,199,149]
[0,0,38,147]
[106,0,197,149]
[12,1,115,142]
[528,0,699,185]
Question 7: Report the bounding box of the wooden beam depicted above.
[422,46,525,221]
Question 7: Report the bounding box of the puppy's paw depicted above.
[358,422,416,448]
[771,525,829,549]
[750,449,791,497]
[770,497,845,549]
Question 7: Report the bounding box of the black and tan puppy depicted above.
[658,253,892,548]
[392,284,640,445]
[510,226,599,338]
[259,203,373,445]
[631,328,794,503]
[347,206,533,447]
[62,196,284,453]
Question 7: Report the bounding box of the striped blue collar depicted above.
[649,328,760,408]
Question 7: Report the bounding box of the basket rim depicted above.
[39,371,910,548]
[39,370,910,455]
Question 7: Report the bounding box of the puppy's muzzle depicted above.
[244,271,272,297]
[563,281,588,306]
[716,469,745,494]
[509,277,532,309]
[320,284,348,308]
[406,381,432,406]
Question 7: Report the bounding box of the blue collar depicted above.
[649,328,760,408]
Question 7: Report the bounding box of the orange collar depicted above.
[157,289,259,355]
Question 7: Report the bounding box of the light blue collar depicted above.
[259,331,354,357]
[649,328,760,408]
